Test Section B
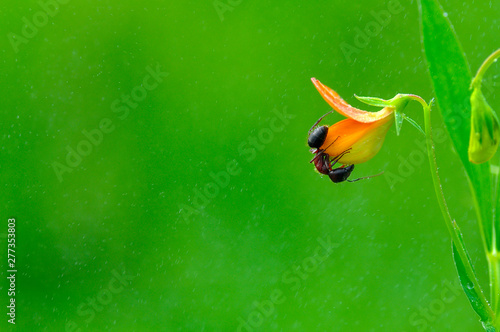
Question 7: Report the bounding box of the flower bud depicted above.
[468,87,500,164]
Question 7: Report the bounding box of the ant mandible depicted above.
[308,110,383,183]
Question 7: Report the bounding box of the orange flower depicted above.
[311,78,396,165]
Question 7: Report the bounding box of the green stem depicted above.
[493,159,500,315]
[471,48,500,89]
[489,252,500,314]
[405,94,495,324]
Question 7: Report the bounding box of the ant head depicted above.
[307,125,328,149]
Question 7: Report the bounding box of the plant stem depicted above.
[471,48,500,89]
[406,94,496,325]
[489,251,500,313]
[493,160,500,315]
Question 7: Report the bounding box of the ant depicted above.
[307,109,334,173]
[308,110,383,183]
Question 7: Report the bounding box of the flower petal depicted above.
[320,114,394,165]
[311,78,394,123]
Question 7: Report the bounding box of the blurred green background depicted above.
[1,0,499,331]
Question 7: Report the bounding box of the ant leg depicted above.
[309,136,340,164]
[347,171,384,182]
[317,153,331,175]
[328,148,352,169]
[310,151,322,164]
[307,109,334,136]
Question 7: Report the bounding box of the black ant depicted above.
[308,111,383,183]
[307,109,335,174]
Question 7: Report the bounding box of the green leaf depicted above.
[403,114,425,135]
[394,110,403,136]
[452,241,493,325]
[354,95,392,107]
[483,322,496,332]
[419,0,493,250]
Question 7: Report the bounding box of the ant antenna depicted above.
[308,109,334,136]
[347,171,384,183]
